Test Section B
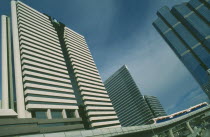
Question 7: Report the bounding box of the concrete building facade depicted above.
[1,15,14,110]
[1,0,120,129]
[12,0,78,119]
[144,95,167,118]
[153,0,210,99]
[104,65,154,126]
[63,27,120,128]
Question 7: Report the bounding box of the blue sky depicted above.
[0,0,209,114]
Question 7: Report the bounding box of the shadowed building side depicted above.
[63,27,121,129]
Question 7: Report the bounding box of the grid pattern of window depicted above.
[16,1,78,111]
[144,95,167,118]
[64,27,120,128]
[104,65,154,127]
[153,0,210,99]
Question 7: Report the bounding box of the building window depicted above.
[66,110,74,118]
[51,110,62,119]
[32,110,47,119]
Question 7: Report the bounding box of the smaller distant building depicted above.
[144,95,166,118]
[104,65,154,126]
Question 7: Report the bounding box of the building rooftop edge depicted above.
[104,65,129,83]
[16,0,84,38]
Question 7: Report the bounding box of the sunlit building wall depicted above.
[2,0,121,128]
[11,1,79,119]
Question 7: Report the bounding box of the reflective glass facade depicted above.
[153,0,210,99]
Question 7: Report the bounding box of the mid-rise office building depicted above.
[1,0,120,128]
[153,0,210,99]
[144,95,166,118]
[104,65,154,126]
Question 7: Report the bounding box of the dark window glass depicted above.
[158,6,178,26]
[187,14,210,37]
[66,110,74,118]
[174,24,198,47]
[51,110,62,119]
[32,110,47,119]
[182,53,208,85]
[154,18,169,32]
[165,30,187,54]
[189,0,210,22]
[193,46,210,68]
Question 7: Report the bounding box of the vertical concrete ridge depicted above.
[11,0,26,118]
[1,15,9,109]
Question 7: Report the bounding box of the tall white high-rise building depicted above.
[1,0,120,129]
[12,0,78,119]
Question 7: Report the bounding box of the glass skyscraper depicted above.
[104,65,154,126]
[153,0,210,99]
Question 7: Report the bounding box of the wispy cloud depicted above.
[167,87,210,114]
[0,0,208,114]
[98,21,208,114]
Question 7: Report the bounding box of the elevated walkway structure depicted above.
[0,118,84,137]
[1,105,209,137]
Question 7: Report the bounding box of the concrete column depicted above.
[62,109,67,118]
[47,109,52,119]
[186,121,194,134]
[11,0,26,118]
[168,129,174,137]
[25,110,32,118]
[74,109,80,118]
[1,15,9,109]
